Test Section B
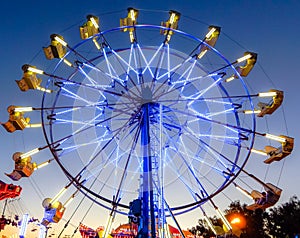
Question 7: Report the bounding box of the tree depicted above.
[190,197,300,237]
[266,195,300,238]
[225,201,270,238]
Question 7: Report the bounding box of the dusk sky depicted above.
[1,1,299,237]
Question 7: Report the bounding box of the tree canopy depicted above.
[189,196,300,238]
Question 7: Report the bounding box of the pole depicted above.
[140,103,156,238]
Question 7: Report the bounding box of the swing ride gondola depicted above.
[0,8,294,238]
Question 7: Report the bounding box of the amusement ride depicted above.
[0,8,294,238]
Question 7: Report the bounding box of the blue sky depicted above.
[1,0,300,237]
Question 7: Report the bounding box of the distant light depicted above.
[169,13,176,24]
[39,225,46,238]
[54,35,67,47]
[258,91,277,97]
[27,66,44,75]
[64,196,74,208]
[26,123,42,128]
[34,160,51,170]
[204,216,217,235]
[20,148,40,159]
[129,32,135,43]
[243,110,262,114]
[251,148,267,156]
[236,53,252,63]
[216,208,232,231]
[197,49,208,59]
[19,214,30,238]
[235,184,253,199]
[93,37,101,50]
[50,187,67,204]
[90,17,99,29]
[231,217,241,224]
[14,107,33,112]
[130,9,136,21]
[36,86,52,93]
[225,75,236,82]
[265,133,287,143]
[63,58,73,67]
[205,27,216,39]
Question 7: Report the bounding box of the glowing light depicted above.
[231,217,241,224]
[34,160,51,170]
[243,109,262,114]
[54,35,67,46]
[197,49,207,59]
[258,91,277,97]
[234,183,253,199]
[129,32,135,43]
[169,13,176,24]
[225,75,236,82]
[19,213,30,238]
[63,58,73,67]
[26,123,42,128]
[27,66,44,75]
[130,9,136,21]
[36,86,52,93]
[251,148,267,156]
[39,225,46,238]
[64,196,74,208]
[93,37,101,50]
[216,208,232,231]
[204,216,217,235]
[14,107,33,112]
[205,27,216,39]
[50,187,67,204]
[90,16,99,29]
[20,148,40,159]
[236,53,252,63]
[265,133,287,143]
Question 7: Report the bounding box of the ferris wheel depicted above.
[0,8,294,237]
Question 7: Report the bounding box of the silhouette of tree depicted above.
[225,201,270,238]
[189,197,300,237]
[266,195,300,238]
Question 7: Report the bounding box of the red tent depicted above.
[168,224,195,238]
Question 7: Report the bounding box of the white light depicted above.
[20,148,40,159]
[130,9,136,21]
[236,53,252,63]
[93,37,101,50]
[14,107,33,112]
[19,213,30,238]
[63,58,73,67]
[225,75,236,82]
[265,133,287,143]
[90,17,99,29]
[34,160,51,170]
[27,66,44,75]
[217,208,232,231]
[26,123,42,128]
[50,187,67,204]
[64,196,74,208]
[169,13,176,24]
[258,91,277,97]
[204,216,217,235]
[36,86,52,93]
[243,110,262,114]
[234,184,253,199]
[251,148,268,156]
[54,36,67,47]
[129,32,135,43]
[206,27,216,39]
[197,49,208,59]
[39,225,46,238]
